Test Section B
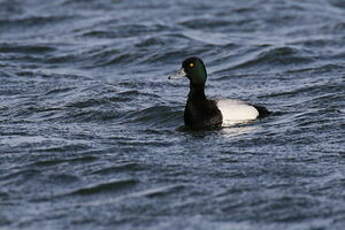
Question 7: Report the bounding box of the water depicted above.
[1,0,345,229]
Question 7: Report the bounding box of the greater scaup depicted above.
[169,57,270,130]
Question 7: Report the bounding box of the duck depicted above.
[169,57,270,130]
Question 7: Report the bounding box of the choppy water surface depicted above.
[1,0,345,229]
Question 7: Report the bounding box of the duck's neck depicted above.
[188,83,206,101]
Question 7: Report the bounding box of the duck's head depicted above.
[169,57,207,85]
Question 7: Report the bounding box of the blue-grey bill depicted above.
[168,68,186,79]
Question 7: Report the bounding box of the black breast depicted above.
[184,98,223,130]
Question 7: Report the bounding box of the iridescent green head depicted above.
[169,57,207,85]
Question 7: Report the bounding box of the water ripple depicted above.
[1,0,345,229]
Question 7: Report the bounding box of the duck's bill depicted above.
[168,68,186,79]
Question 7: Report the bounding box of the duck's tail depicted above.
[253,105,271,119]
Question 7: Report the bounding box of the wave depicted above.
[120,105,183,128]
[0,43,56,54]
[66,178,138,196]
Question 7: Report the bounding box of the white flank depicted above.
[216,99,259,126]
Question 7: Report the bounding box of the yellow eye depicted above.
[189,62,195,68]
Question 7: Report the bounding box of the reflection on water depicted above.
[220,124,257,138]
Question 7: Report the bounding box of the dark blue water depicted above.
[1,0,345,229]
